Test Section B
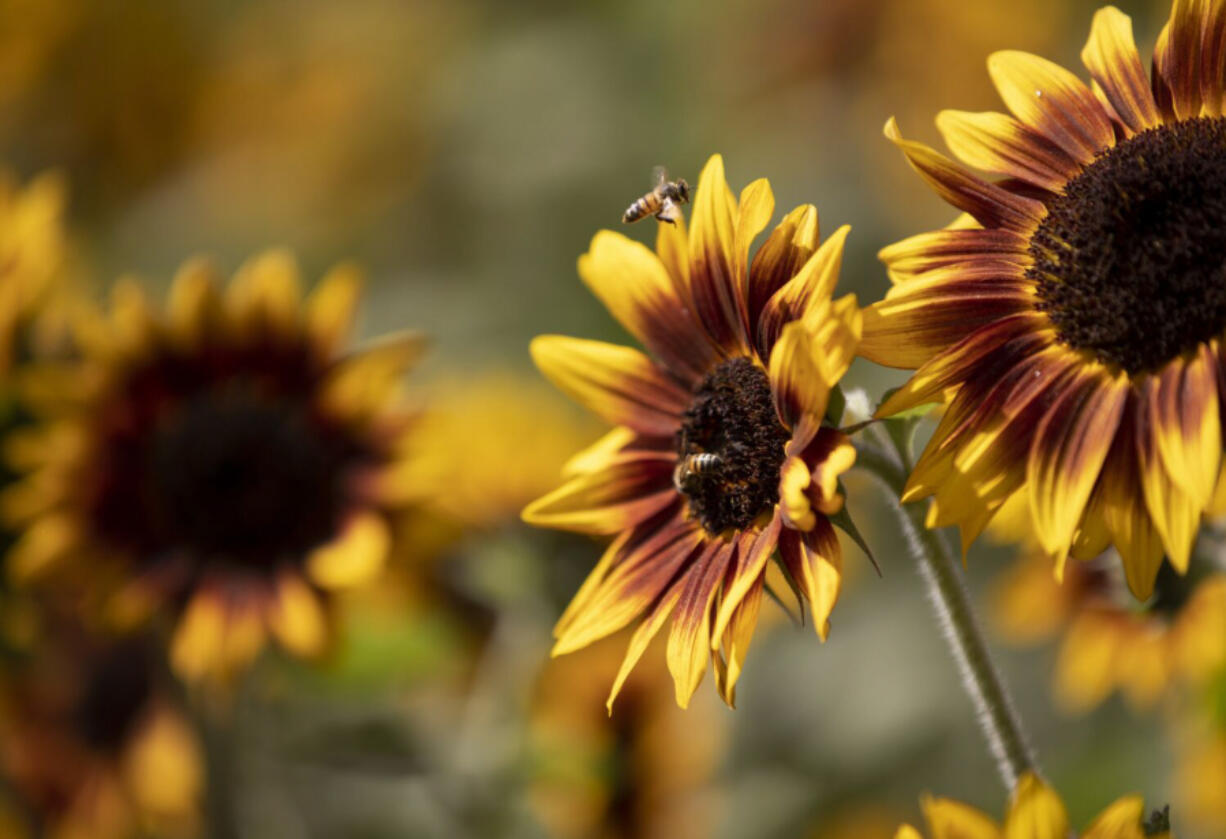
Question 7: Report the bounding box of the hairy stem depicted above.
[855,437,1038,791]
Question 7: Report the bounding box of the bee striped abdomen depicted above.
[623,193,661,223]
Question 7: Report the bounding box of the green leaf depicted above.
[828,501,879,576]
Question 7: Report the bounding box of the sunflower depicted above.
[0,623,201,839]
[896,772,1172,839]
[2,251,422,681]
[862,0,1226,599]
[523,155,861,709]
[0,169,67,373]
[992,551,1226,712]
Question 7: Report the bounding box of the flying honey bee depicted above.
[672,453,721,491]
[623,167,690,225]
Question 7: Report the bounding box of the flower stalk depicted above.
[854,426,1038,791]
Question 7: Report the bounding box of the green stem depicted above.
[855,436,1038,792]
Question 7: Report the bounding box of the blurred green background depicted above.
[0,0,1212,837]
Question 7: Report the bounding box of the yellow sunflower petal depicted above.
[307,513,389,589]
[522,456,675,534]
[758,224,851,355]
[778,522,842,641]
[167,258,223,348]
[268,572,329,657]
[530,334,689,436]
[883,118,1043,231]
[687,154,748,354]
[935,110,1078,189]
[607,582,681,713]
[1004,772,1070,839]
[1137,381,1202,572]
[579,229,719,383]
[306,262,363,353]
[1026,369,1128,558]
[1080,7,1161,133]
[1081,796,1145,839]
[715,562,764,707]
[171,591,228,681]
[666,541,729,708]
[711,514,782,642]
[733,178,775,309]
[986,51,1114,164]
[1152,345,1222,512]
[748,203,819,336]
[921,795,1002,839]
[6,512,78,581]
[123,706,203,820]
[228,248,303,333]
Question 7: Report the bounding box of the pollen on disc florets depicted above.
[675,357,790,535]
[1031,116,1226,375]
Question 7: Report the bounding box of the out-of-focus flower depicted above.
[895,772,1172,839]
[0,623,201,839]
[524,155,862,709]
[529,636,722,839]
[2,251,422,681]
[864,1,1226,600]
[397,373,597,531]
[993,553,1226,713]
[0,169,67,373]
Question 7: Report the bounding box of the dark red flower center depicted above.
[675,357,789,535]
[1031,116,1226,375]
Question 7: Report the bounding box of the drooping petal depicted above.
[529,335,688,436]
[578,230,721,383]
[607,578,682,712]
[522,455,676,534]
[666,539,733,707]
[687,154,749,356]
[1151,345,1222,512]
[987,51,1115,164]
[552,515,703,654]
[883,118,1045,232]
[1026,367,1128,559]
[714,558,764,707]
[936,110,1080,190]
[1080,7,1162,133]
[1093,403,1166,599]
[1135,383,1200,573]
[778,520,842,640]
[711,514,782,641]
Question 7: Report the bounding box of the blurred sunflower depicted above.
[863,0,1226,599]
[523,155,861,709]
[993,553,1226,713]
[529,636,722,839]
[2,251,422,681]
[0,625,201,839]
[896,772,1172,839]
[0,169,67,373]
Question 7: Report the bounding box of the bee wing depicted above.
[657,196,681,224]
[651,165,668,188]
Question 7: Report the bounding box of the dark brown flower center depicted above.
[88,345,381,575]
[675,358,789,535]
[1031,116,1226,375]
